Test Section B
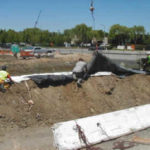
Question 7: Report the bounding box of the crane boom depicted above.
[90,0,95,29]
[34,10,42,28]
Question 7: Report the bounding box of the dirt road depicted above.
[0,126,56,150]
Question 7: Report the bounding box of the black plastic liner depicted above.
[30,51,147,87]
[86,51,146,76]
[30,75,73,88]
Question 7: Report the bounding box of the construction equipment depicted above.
[34,10,42,28]
[90,0,95,29]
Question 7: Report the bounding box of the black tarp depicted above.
[30,75,73,87]
[86,51,146,76]
[30,51,147,87]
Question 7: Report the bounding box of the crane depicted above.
[34,10,42,28]
[90,0,95,29]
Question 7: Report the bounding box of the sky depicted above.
[0,0,149,32]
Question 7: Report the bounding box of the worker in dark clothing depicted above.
[0,66,14,92]
[72,58,87,87]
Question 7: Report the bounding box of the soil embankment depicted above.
[0,74,150,133]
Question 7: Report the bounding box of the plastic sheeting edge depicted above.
[12,71,112,83]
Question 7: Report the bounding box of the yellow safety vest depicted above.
[0,70,9,81]
[148,55,150,64]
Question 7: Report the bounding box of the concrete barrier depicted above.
[52,104,150,150]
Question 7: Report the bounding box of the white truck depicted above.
[21,46,55,59]
[33,47,55,58]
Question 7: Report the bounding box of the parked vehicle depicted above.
[33,47,55,58]
[20,46,34,59]
[88,46,105,51]
[20,46,55,59]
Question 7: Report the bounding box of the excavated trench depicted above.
[1,74,150,132]
[0,53,150,131]
[0,53,150,150]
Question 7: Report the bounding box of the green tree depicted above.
[144,34,150,45]
[39,30,51,46]
[50,32,65,46]
[88,29,104,42]
[109,24,130,46]
[64,29,74,43]
[0,30,8,43]
[6,29,21,43]
[22,28,41,45]
[129,26,145,44]
[72,24,92,43]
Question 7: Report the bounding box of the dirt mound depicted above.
[0,53,92,75]
[0,74,150,133]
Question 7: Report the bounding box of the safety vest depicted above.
[148,55,150,64]
[0,70,9,80]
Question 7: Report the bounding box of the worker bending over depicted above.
[72,58,87,87]
[0,66,14,93]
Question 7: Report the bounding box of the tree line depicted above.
[0,24,149,47]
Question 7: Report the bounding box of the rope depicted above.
[24,81,32,99]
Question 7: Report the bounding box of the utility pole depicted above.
[100,24,106,39]
[100,24,107,50]
[34,10,42,28]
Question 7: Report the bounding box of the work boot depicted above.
[0,84,6,93]
[72,73,77,81]
[77,82,81,88]
[1,88,6,93]
[77,79,82,88]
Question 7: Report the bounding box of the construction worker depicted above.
[0,66,14,92]
[143,54,150,71]
[72,58,87,87]
[147,54,150,64]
